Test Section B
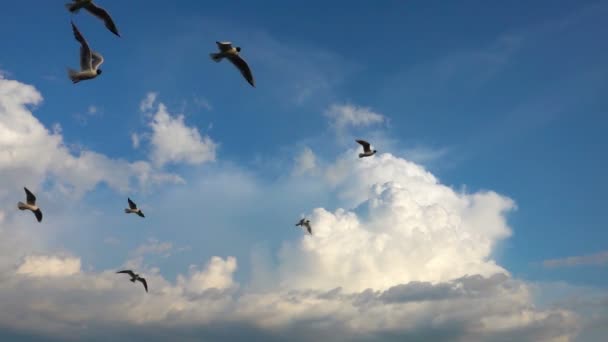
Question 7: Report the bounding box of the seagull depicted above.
[65,0,120,37]
[17,187,43,223]
[295,218,312,235]
[210,41,255,87]
[116,270,148,292]
[356,139,377,158]
[124,198,145,218]
[68,21,104,84]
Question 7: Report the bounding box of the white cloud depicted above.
[147,102,217,167]
[131,133,140,149]
[16,255,81,277]
[139,92,158,112]
[178,256,238,294]
[325,104,385,129]
[0,77,180,197]
[133,238,173,258]
[293,147,317,175]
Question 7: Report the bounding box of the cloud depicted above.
[130,133,140,149]
[139,92,158,112]
[132,238,174,258]
[16,255,81,277]
[543,251,608,268]
[325,104,385,130]
[293,147,317,175]
[0,77,181,197]
[138,93,217,167]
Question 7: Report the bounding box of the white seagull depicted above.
[124,198,145,218]
[210,41,255,87]
[17,187,43,223]
[68,21,104,84]
[116,270,148,292]
[356,139,377,158]
[295,218,312,235]
[65,0,120,37]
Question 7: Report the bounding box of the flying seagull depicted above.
[295,218,312,235]
[65,0,120,37]
[124,198,145,218]
[17,187,43,223]
[116,270,148,292]
[356,139,377,158]
[68,21,104,84]
[210,41,255,87]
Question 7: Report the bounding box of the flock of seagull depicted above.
[14,0,379,293]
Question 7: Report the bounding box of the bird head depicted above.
[236,47,242,52]
[96,69,103,75]
[373,150,377,153]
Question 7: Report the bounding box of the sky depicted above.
[0,0,607,341]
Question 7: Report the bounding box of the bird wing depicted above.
[33,209,43,223]
[216,41,233,52]
[127,198,137,210]
[71,21,92,70]
[84,2,120,37]
[356,139,372,153]
[306,223,312,235]
[24,187,36,205]
[137,211,145,218]
[138,277,148,292]
[228,55,255,87]
[117,270,135,277]
[91,51,104,70]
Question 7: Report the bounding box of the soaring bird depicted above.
[65,0,120,37]
[124,198,145,218]
[356,139,377,158]
[210,41,255,87]
[295,218,312,235]
[116,270,148,292]
[17,187,43,223]
[68,21,104,84]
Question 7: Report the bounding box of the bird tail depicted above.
[65,2,80,13]
[124,209,131,214]
[67,69,80,84]
[17,202,27,210]
[209,53,223,62]
[358,153,364,158]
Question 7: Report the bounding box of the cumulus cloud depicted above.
[543,250,608,268]
[16,255,81,277]
[325,103,385,129]
[0,77,180,197]
[138,93,217,167]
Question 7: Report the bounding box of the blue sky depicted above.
[0,0,607,340]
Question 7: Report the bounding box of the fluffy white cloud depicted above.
[177,256,238,294]
[16,255,81,277]
[0,77,180,197]
[325,104,385,129]
[138,93,217,167]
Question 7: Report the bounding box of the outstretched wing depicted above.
[117,270,135,277]
[33,209,43,223]
[356,139,371,153]
[228,55,255,87]
[127,198,137,210]
[84,2,120,37]
[71,21,92,70]
[24,187,36,205]
[138,277,148,292]
[304,221,313,235]
[216,41,233,52]
[91,51,104,70]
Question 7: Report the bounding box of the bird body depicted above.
[356,139,377,158]
[210,41,255,87]
[68,21,104,84]
[125,198,145,218]
[296,218,312,235]
[17,187,43,222]
[117,270,148,292]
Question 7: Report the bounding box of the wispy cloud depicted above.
[543,251,608,268]
[324,103,385,130]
